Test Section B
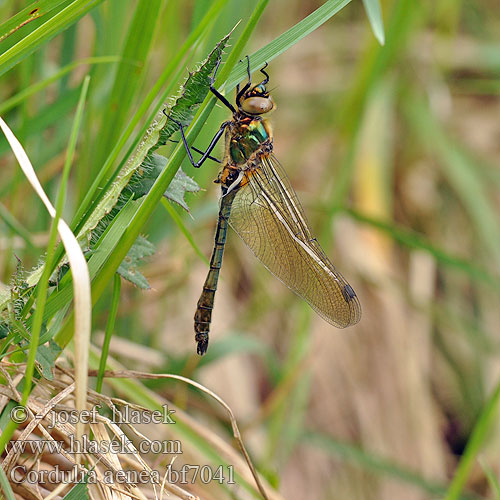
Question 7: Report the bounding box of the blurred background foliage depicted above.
[1,0,500,499]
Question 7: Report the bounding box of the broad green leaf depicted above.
[35,340,62,380]
[117,236,155,289]
[129,152,201,212]
[164,168,200,212]
[61,479,89,499]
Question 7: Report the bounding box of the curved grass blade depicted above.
[0,78,91,448]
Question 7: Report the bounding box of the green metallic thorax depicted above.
[228,116,271,165]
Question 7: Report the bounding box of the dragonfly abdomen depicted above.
[194,190,237,355]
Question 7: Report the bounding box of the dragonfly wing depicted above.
[228,154,361,328]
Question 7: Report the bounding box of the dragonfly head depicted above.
[237,63,275,116]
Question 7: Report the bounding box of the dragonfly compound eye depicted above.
[241,96,274,115]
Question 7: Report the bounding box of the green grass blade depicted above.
[21,76,90,405]
[61,479,89,499]
[305,431,484,500]
[0,0,104,77]
[445,379,500,500]
[337,0,418,138]
[0,201,35,249]
[43,200,139,336]
[479,458,500,500]
[326,0,418,221]
[225,0,352,90]
[0,87,80,159]
[0,0,69,43]
[404,91,500,265]
[345,208,500,290]
[95,274,121,393]
[0,56,122,114]
[161,199,209,265]
[362,0,385,45]
[0,466,16,500]
[93,0,163,167]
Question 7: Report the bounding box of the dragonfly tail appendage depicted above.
[194,293,213,355]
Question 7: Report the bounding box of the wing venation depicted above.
[227,154,361,328]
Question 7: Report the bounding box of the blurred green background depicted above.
[1,0,500,499]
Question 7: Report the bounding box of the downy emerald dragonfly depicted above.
[167,54,361,355]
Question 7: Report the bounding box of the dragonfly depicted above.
[167,54,361,355]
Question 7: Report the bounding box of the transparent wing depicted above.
[227,154,361,328]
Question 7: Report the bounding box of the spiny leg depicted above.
[164,110,229,168]
[209,48,236,113]
[163,48,235,168]
[236,55,252,107]
[168,139,221,163]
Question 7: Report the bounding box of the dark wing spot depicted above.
[342,283,357,302]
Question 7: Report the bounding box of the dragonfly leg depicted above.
[259,62,270,85]
[168,139,221,163]
[191,145,221,163]
[236,55,252,107]
[209,50,236,113]
[165,111,229,168]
